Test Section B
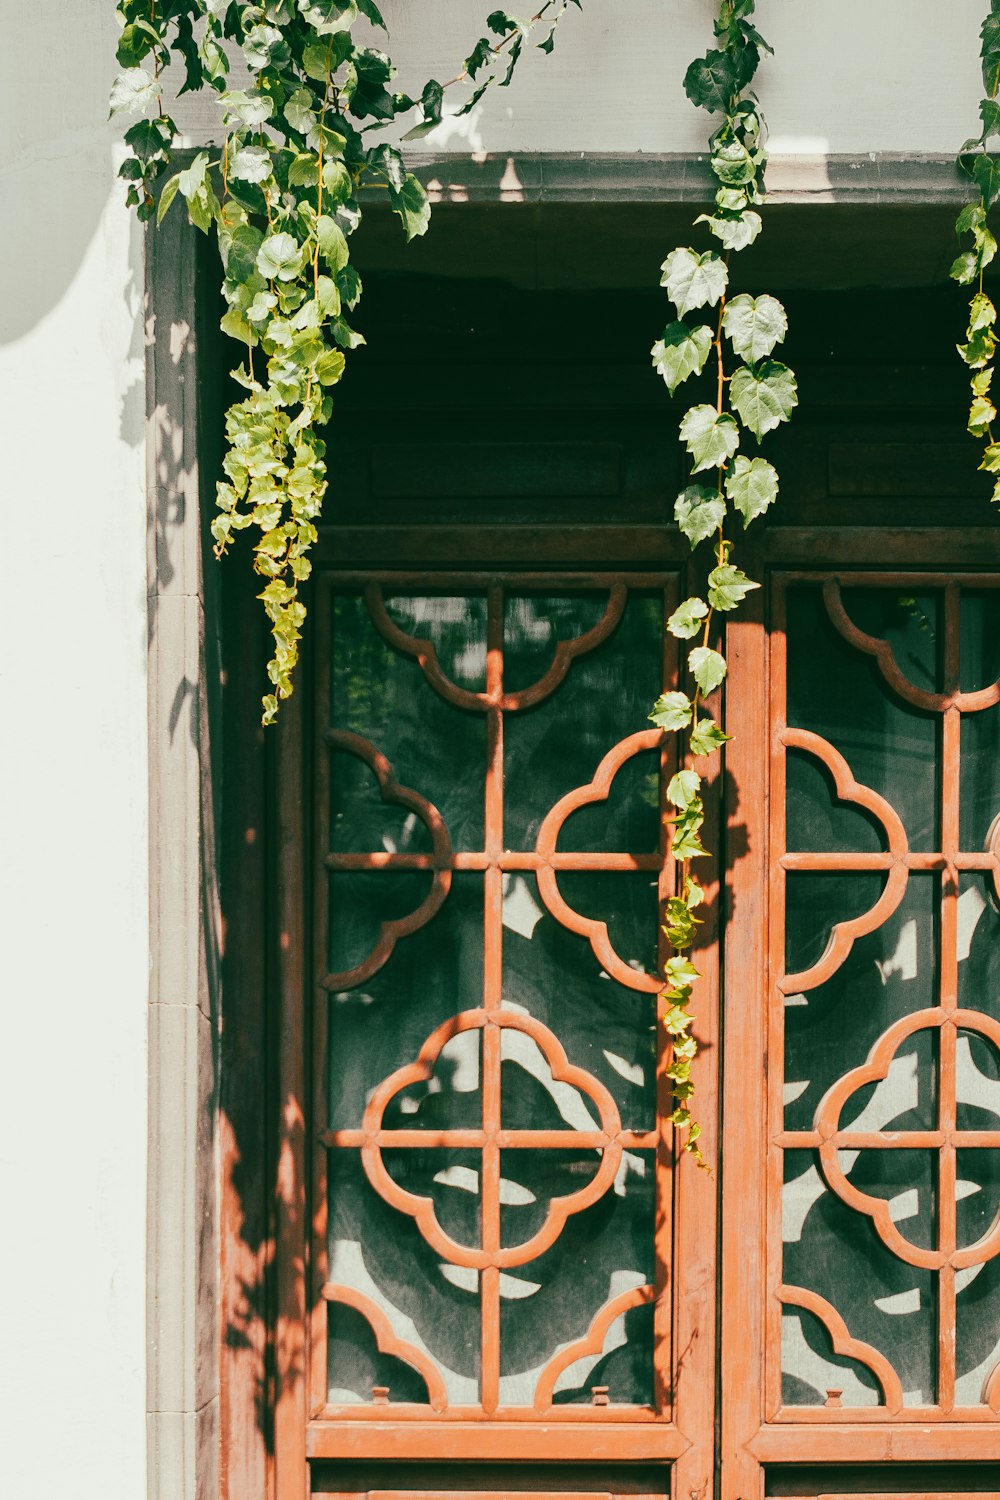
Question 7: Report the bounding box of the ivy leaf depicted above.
[730,360,798,438]
[667,596,710,639]
[651,321,713,395]
[667,769,702,810]
[223,224,264,282]
[670,817,708,863]
[357,0,387,25]
[299,0,359,34]
[316,214,350,270]
[974,153,1000,208]
[660,248,728,318]
[981,97,1000,140]
[725,455,779,525]
[683,49,740,113]
[389,172,431,239]
[674,486,726,545]
[679,406,740,472]
[708,563,759,612]
[711,139,757,187]
[663,894,702,944]
[958,326,997,368]
[970,292,997,332]
[689,717,731,757]
[689,645,727,694]
[157,173,182,225]
[257,232,305,281]
[970,393,997,436]
[973,367,994,396]
[696,209,762,252]
[231,145,272,183]
[284,88,317,134]
[110,67,158,117]
[722,293,788,363]
[315,348,347,385]
[649,691,693,732]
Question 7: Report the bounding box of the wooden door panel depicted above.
[282,569,718,1489]
[723,557,1000,1500]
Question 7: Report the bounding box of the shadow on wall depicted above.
[0,5,133,346]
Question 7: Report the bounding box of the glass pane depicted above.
[785,586,940,850]
[504,590,664,850]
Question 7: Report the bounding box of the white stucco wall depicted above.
[366,0,984,158]
[0,4,148,1498]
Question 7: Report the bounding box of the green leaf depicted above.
[284,88,317,134]
[357,0,387,25]
[389,172,431,240]
[980,442,1000,474]
[969,393,997,436]
[974,153,1000,208]
[257,232,305,281]
[958,326,997,368]
[711,139,758,187]
[683,48,741,113]
[231,145,272,184]
[952,249,982,286]
[222,224,264,282]
[651,321,713,395]
[670,817,708,862]
[708,563,760,612]
[667,596,710,639]
[689,645,727,694]
[730,360,798,438]
[725,454,779,525]
[663,894,702,944]
[316,214,349,270]
[722,293,787,363]
[660,248,728,318]
[110,67,158,117]
[299,0,358,34]
[973,367,994,396]
[970,292,997,332]
[981,97,1000,140]
[315,348,347,385]
[679,406,740,472]
[157,173,182,225]
[689,717,731,756]
[649,691,693,732]
[674,486,725,545]
[667,769,702,809]
[696,209,762,252]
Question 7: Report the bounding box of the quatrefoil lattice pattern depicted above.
[316,575,677,1422]
[775,575,1000,1418]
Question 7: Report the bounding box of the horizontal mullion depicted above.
[323,1128,658,1150]
[781,852,997,871]
[307,1418,686,1461]
[778,1130,1000,1149]
[324,851,663,871]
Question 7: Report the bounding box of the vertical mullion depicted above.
[670,571,720,1500]
[764,579,789,1425]
[719,549,769,1500]
[274,686,309,1500]
[480,583,504,1415]
[937,582,962,1411]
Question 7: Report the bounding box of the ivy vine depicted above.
[953,2,1000,495]
[114,0,798,1171]
[112,0,578,721]
[648,0,796,1167]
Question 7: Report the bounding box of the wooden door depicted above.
[266,531,1000,1500]
[722,536,1000,1498]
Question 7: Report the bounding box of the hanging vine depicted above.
[953,2,1000,494]
[112,0,580,721]
[648,0,796,1166]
